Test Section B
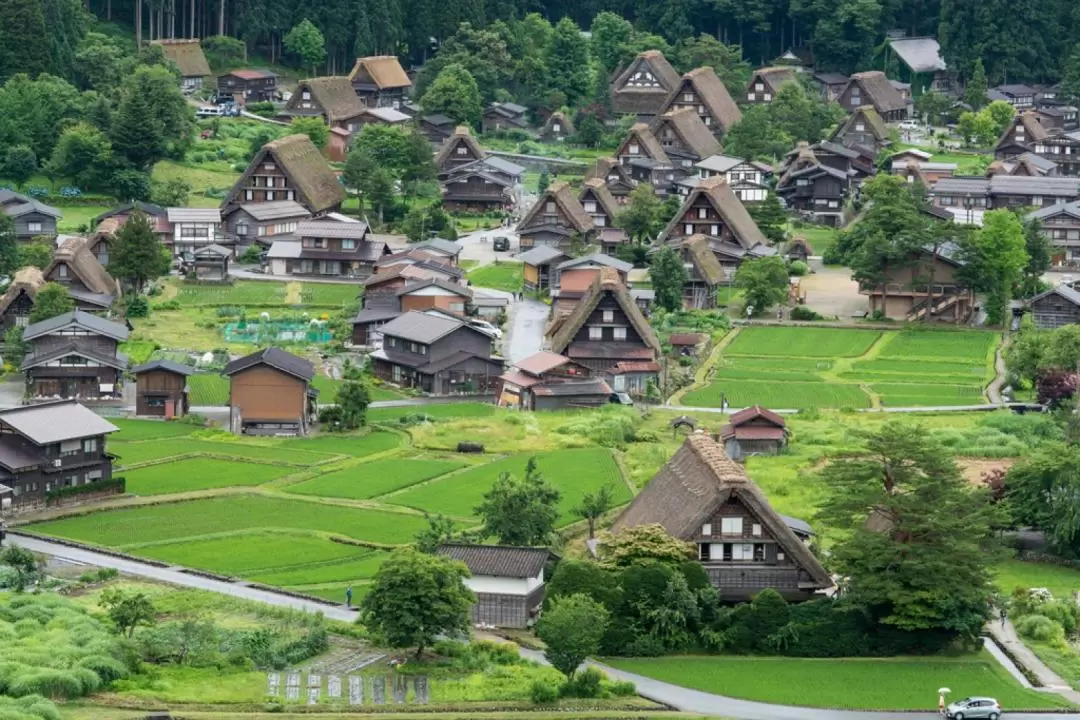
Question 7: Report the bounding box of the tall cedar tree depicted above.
[360,551,474,659]
[817,422,1001,641]
[0,0,50,78]
[28,282,74,323]
[111,66,191,170]
[963,59,989,110]
[649,246,688,312]
[475,457,560,545]
[335,380,371,429]
[546,18,591,107]
[111,212,170,293]
[1062,45,1080,107]
[735,256,789,316]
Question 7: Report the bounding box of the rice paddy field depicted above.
[285,457,468,500]
[683,326,999,410]
[171,280,359,308]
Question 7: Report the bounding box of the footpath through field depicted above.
[9,534,1080,720]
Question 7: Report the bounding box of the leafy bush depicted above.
[0,695,61,720]
[530,677,560,704]
[125,296,149,318]
[609,680,637,696]
[555,406,639,447]
[1016,614,1065,644]
[789,260,809,276]
[790,305,825,321]
[153,299,181,311]
[215,305,245,318]
[239,245,263,263]
[561,667,605,698]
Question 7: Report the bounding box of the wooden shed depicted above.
[132,359,194,418]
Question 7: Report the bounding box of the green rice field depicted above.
[112,438,338,466]
[286,432,404,457]
[31,494,430,546]
[683,327,999,410]
[107,419,201,441]
[366,402,497,424]
[285,458,467,500]
[123,458,299,495]
[387,448,628,524]
[248,550,389,586]
[172,280,359,308]
[187,374,229,406]
[133,532,369,575]
[604,653,1067,710]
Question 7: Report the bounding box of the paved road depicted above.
[8,534,1079,720]
[505,297,549,363]
[458,227,520,267]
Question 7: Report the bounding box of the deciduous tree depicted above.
[537,594,609,679]
[615,183,662,243]
[3,146,38,189]
[818,422,1001,641]
[150,177,191,208]
[420,63,482,128]
[18,240,52,270]
[475,457,561,545]
[724,105,792,161]
[100,588,156,637]
[360,551,474,658]
[956,209,1028,326]
[414,513,459,554]
[597,524,693,568]
[735,256,789,316]
[0,0,49,78]
[47,121,112,189]
[649,246,688,312]
[289,117,329,150]
[283,19,326,75]
[334,380,371,430]
[110,212,171,293]
[546,18,591,107]
[572,484,614,539]
[1007,444,1080,557]
[28,282,74,323]
[0,545,41,593]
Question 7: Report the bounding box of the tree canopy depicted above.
[475,457,561,545]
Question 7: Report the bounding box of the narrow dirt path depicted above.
[668,328,741,406]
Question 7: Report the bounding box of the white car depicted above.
[897,120,922,131]
[468,319,503,339]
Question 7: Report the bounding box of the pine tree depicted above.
[963,59,988,111]
[111,89,164,171]
[747,194,788,245]
[1062,44,1080,107]
[0,0,50,77]
[110,212,170,293]
[546,18,591,107]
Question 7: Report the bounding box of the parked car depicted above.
[898,120,922,131]
[196,106,224,118]
[467,319,503,339]
[493,236,510,252]
[946,697,1001,720]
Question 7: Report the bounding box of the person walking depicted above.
[0,519,6,548]
[345,585,353,608]
[1000,605,1008,628]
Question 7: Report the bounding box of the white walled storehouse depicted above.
[436,543,555,628]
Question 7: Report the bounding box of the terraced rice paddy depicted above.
[124,458,299,495]
[683,327,999,410]
[285,458,467,500]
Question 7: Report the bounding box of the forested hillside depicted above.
[0,0,1070,85]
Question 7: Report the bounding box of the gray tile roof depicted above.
[296,219,370,239]
[377,310,468,344]
[556,253,633,273]
[222,347,315,381]
[239,200,312,221]
[0,435,45,471]
[351,308,401,324]
[416,238,463,257]
[436,543,552,578]
[167,207,221,223]
[395,278,472,298]
[885,37,946,73]
[22,309,130,342]
[132,359,196,376]
[933,177,991,194]
[1029,200,1080,220]
[990,175,1080,197]
[1030,283,1080,308]
[695,154,746,173]
[21,342,129,371]
[0,400,118,444]
[517,246,569,266]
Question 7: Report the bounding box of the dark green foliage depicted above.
[724,105,793,162]
[0,546,41,592]
[0,214,18,281]
[334,380,371,430]
[735,256,790,316]
[1063,45,1080,107]
[111,65,192,171]
[650,246,688,312]
[546,18,590,107]
[414,513,459,554]
[0,0,49,78]
[289,117,329,150]
[47,121,112,190]
[421,63,483,127]
[45,476,125,504]
[748,194,788,245]
[572,484,614,538]
[100,588,156,638]
[125,296,149,318]
[4,326,28,364]
[150,177,191,208]
[201,35,247,71]
[3,146,38,189]
[28,282,74,323]
[475,457,561,545]
[1006,444,1080,557]
[283,19,326,74]
[17,241,52,271]
[545,560,622,610]
[538,594,609,679]
[110,212,171,293]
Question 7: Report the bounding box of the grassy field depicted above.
[285,458,467,500]
[170,280,358,308]
[111,438,336,466]
[286,432,403,456]
[468,261,523,292]
[187,374,229,406]
[995,559,1080,599]
[247,550,389,586]
[124,458,299,495]
[604,653,1067,710]
[367,402,496,424]
[789,224,838,259]
[109,419,200,441]
[32,494,430,546]
[133,532,370,575]
[683,326,999,410]
[387,448,628,524]
[56,204,112,233]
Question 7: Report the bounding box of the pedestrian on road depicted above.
[0,519,5,548]
[1001,606,1007,628]
[345,585,353,608]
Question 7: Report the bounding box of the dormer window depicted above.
[755,82,764,91]
[698,207,708,219]
[301,91,310,100]
[629,143,640,155]
[456,146,467,155]
[855,122,865,131]
[602,310,614,323]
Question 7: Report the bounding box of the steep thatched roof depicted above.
[296,77,367,123]
[518,181,594,234]
[844,71,908,114]
[995,110,1049,151]
[664,67,742,134]
[47,237,119,296]
[434,126,485,169]
[152,39,210,77]
[548,267,660,355]
[542,111,576,137]
[748,66,799,94]
[652,107,722,159]
[611,433,832,590]
[618,123,670,164]
[0,266,45,316]
[610,50,682,115]
[228,134,346,214]
[580,178,620,219]
[347,55,411,89]
[658,176,768,250]
[682,234,726,285]
[833,105,889,143]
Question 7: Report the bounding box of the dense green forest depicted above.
[1,0,1078,94]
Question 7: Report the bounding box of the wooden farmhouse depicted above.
[518,246,570,293]
[0,190,61,242]
[516,182,594,252]
[217,68,278,103]
[483,102,530,134]
[836,71,909,122]
[266,218,388,280]
[551,253,632,314]
[609,50,682,119]
[546,267,661,394]
[612,433,831,601]
[435,126,486,174]
[495,351,606,411]
[222,134,346,220]
[718,405,788,460]
[585,157,635,204]
[20,310,130,402]
[436,544,554,628]
[678,235,727,307]
[995,111,1050,160]
[539,112,575,143]
[438,156,523,214]
[745,66,799,104]
[1029,200,1080,266]
[694,154,771,203]
[830,105,890,154]
[614,122,678,192]
[651,107,722,170]
[658,66,742,138]
[152,39,210,91]
[132,359,194,418]
[45,236,121,310]
[0,400,119,516]
[347,55,412,108]
[280,76,367,133]
[222,347,318,436]
[860,243,973,322]
[1029,284,1080,329]
[223,200,311,248]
